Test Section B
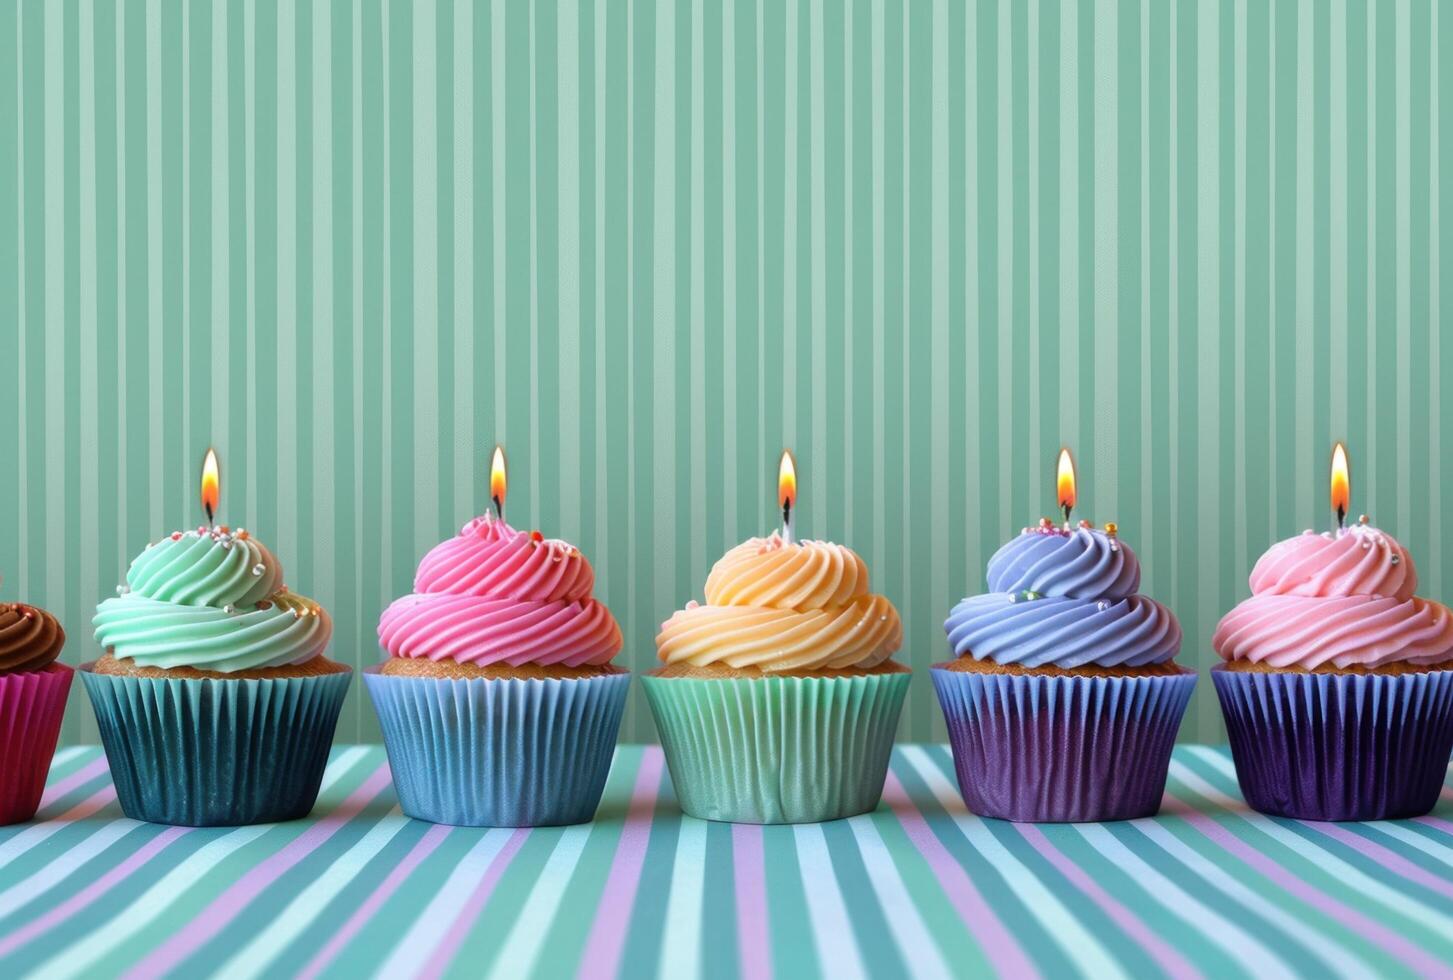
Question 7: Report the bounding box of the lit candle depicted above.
[201,448,221,527]
[779,449,797,544]
[1057,447,1076,527]
[490,445,507,521]
[1330,442,1350,531]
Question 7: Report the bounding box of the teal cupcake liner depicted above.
[79,662,352,827]
[363,664,630,827]
[641,669,911,824]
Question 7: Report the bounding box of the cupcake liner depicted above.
[640,670,911,824]
[931,665,1198,822]
[0,664,74,825]
[1212,665,1453,821]
[363,665,631,827]
[79,662,352,826]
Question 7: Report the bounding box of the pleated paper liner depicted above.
[79,662,351,827]
[1212,664,1453,821]
[0,664,74,825]
[363,665,631,827]
[931,664,1198,823]
[640,669,911,824]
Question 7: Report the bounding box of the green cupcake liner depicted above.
[80,662,351,826]
[641,669,911,824]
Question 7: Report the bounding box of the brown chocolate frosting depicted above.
[0,603,65,674]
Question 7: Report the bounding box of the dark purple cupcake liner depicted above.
[931,664,1198,822]
[1212,664,1453,821]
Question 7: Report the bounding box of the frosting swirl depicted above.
[656,535,903,672]
[945,525,1181,669]
[986,527,1140,599]
[378,517,622,668]
[1214,526,1453,670]
[94,526,332,672]
[0,603,65,674]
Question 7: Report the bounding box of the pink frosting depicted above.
[1214,526,1453,670]
[1248,527,1415,600]
[379,517,622,667]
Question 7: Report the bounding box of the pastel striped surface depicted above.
[0,746,1450,978]
[5,0,1451,749]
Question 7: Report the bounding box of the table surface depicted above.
[1,746,1451,980]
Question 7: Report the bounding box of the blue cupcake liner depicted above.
[79,662,352,827]
[1212,664,1453,820]
[363,664,630,827]
[932,664,1198,822]
[640,670,911,824]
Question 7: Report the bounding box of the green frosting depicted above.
[93,527,332,672]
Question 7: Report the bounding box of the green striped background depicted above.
[3,0,1448,746]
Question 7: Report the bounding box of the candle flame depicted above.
[778,450,797,514]
[490,446,507,520]
[200,449,221,526]
[1056,448,1076,520]
[1330,442,1350,527]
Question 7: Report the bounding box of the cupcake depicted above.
[85,524,351,826]
[366,513,629,827]
[932,517,1197,822]
[644,533,911,824]
[1212,519,1453,820]
[0,598,72,825]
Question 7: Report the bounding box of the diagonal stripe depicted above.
[36,756,110,813]
[215,809,420,980]
[792,824,867,980]
[845,814,951,980]
[1016,824,1201,980]
[0,826,191,958]
[0,787,117,873]
[373,827,523,979]
[1074,823,1297,980]
[483,825,591,980]
[121,762,393,980]
[31,822,273,980]
[415,826,529,980]
[576,749,666,978]
[879,769,1039,979]
[293,820,454,980]
[1167,773,1450,976]
[1173,755,1453,935]
[899,746,1123,978]
[0,816,145,921]
[16,745,367,980]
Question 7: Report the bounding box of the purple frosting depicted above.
[947,527,1181,669]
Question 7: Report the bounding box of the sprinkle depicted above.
[1109,543,1120,552]
[1008,594,1017,604]
[256,600,273,610]
[1097,600,1110,611]
[1038,517,1054,529]
[223,604,236,614]
[221,541,231,550]
[530,530,544,543]
[1077,519,1093,530]
[1390,555,1401,565]
[1023,590,1041,601]
[171,532,183,541]
[116,585,129,596]
[1358,514,1370,525]
[252,564,266,577]
[879,615,888,622]
[1104,522,1118,536]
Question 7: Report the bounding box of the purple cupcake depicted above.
[932,516,1196,822]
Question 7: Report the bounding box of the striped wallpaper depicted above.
[3,0,1448,746]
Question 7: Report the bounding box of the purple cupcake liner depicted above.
[931,664,1198,822]
[1212,664,1453,821]
[0,664,74,825]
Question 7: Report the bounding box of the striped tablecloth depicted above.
[2,746,1451,979]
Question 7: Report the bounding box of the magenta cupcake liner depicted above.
[1212,665,1453,821]
[931,664,1198,822]
[363,665,630,827]
[0,664,74,825]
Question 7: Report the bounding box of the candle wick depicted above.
[1336,505,1346,531]
[1061,503,1072,526]
[492,496,503,522]
[782,501,793,544]
[205,504,214,529]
